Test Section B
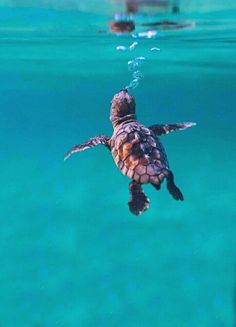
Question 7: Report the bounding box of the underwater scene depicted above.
[0,0,236,326]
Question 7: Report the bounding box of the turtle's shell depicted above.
[109,122,169,185]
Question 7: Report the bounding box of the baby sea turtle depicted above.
[65,89,195,215]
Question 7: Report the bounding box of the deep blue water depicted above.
[0,1,236,326]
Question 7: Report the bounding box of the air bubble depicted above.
[135,56,146,62]
[132,70,143,79]
[128,60,138,71]
[129,41,138,51]
[126,78,139,90]
[116,45,127,51]
[128,57,146,71]
[150,47,160,51]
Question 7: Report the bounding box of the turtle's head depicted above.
[110,89,136,127]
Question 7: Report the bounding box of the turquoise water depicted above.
[0,1,236,326]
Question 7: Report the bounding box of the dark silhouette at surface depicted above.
[109,20,135,33]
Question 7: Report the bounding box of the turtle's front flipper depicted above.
[166,171,184,201]
[149,122,196,136]
[64,135,110,160]
[128,180,150,216]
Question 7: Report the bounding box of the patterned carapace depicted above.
[65,90,196,215]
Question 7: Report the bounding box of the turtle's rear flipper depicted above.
[166,171,184,201]
[128,180,150,216]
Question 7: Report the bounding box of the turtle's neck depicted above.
[111,114,137,128]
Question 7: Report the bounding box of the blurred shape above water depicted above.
[0,0,236,14]
[125,0,170,14]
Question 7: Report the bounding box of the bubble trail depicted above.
[115,35,160,91]
[125,78,139,90]
[125,56,146,90]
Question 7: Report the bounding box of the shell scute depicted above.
[153,149,161,159]
[123,141,133,151]
[128,132,135,141]
[132,143,144,158]
[141,127,151,135]
[133,172,141,182]
[122,165,128,175]
[140,142,153,155]
[126,131,140,146]
[124,154,139,170]
[150,175,160,184]
[116,135,126,149]
[139,155,150,165]
[140,174,150,184]
[118,147,123,159]
[118,159,124,169]
[127,168,134,179]
[122,142,133,161]
[135,164,146,175]
[154,159,162,167]
[112,149,118,157]
[116,129,126,137]
[148,137,156,148]
[124,125,133,133]
[146,164,157,176]
[114,154,120,165]
[111,122,170,184]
